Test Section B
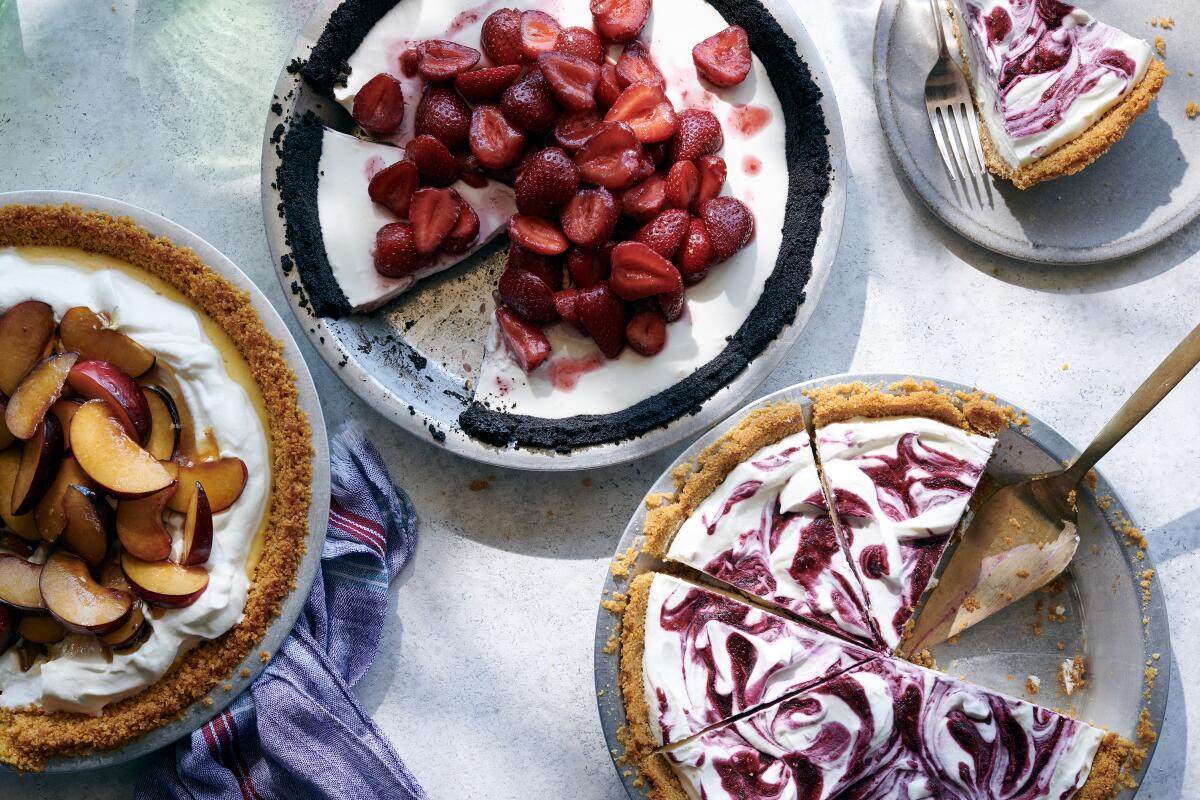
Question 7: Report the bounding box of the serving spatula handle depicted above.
[1056,322,1200,492]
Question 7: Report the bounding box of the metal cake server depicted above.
[903,321,1200,655]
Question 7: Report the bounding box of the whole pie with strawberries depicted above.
[277,0,834,451]
[0,204,312,770]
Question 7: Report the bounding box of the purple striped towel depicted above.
[135,425,428,800]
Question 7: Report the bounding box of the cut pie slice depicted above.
[277,114,514,314]
[646,657,1129,800]
[643,403,879,648]
[809,384,1002,652]
[948,0,1166,188]
[619,572,875,757]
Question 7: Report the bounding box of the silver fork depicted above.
[924,0,987,184]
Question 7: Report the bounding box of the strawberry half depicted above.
[609,241,683,300]
[481,8,524,66]
[595,61,622,109]
[625,308,667,356]
[515,147,580,216]
[676,215,715,283]
[576,282,628,358]
[415,85,471,150]
[538,51,601,112]
[589,0,651,44]
[620,174,666,222]
[469,105,526,170]
[417,39,481,82]
[368,159,420,217]
[604,84,677,143]
[555,26,605,64]
[554,110,602,151]
[694,154,727,208]
[633,208,689,259]
[664,160,700,210]
[353,73,405,136]
[374,222,432,278]
[409,187,462,254]
[566,247,610,288]
[554,289,588,333]
[442,197,480,254]
[615,42,665,89]
[574,121,643,190]
[508,214,569,256]
[657,286,686,322]
[498,267,558,323]
[406,134,461,187]
[692,25,752,87]
[501,67,560,133]
[508,244,563,290]
[560,187,620,250]
[519,10,561,61]
[400,48,420,77]
[699,196,754,261]
[496,306,552,372]
[455,64,522,102]
[669,108,724,162]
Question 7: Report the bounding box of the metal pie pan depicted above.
[595,373,1169,798]
[0,190,331,773]
[872,0,1200,265]
[259,0,848,471]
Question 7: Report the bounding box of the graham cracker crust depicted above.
[1076,732,1134,800]
[618,572,656,761]
[947,2,1167,189]
[642,402,807,560]
[0,203,313,770]
[805,378,1008,434]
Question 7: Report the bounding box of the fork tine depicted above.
[943,103,975,181]
[950,101,979,175]
[962,101,988,177]
[927,106,961,181]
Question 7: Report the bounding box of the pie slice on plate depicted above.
[646,657,1130,800]
[808,383,1002,652]
[642,403,879,647]
[619,571,875,757]
[948,0,1167,188]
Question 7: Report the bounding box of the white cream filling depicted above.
[954,0,1153,169]
[316,128,514,312]
[641,573,871,747]
[0,249,270,716]
[331,0,790,418]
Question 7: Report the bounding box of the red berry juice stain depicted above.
[742,155,762,175]
[548,353,605,391]
[728,104,771,138]
[364,155,386,180]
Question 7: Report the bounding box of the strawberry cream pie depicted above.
[278,0,833,450]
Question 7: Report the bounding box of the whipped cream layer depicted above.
[954,0,1153,169]
[666,430,877,646]
[665,658,1104,800]
[0,249,270,715]
[640,573,873,747]
[316,127,514,312]
[815,417,994,652]
[333,0,788,417]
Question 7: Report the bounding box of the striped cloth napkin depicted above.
[136,425,429,800]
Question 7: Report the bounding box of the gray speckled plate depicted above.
[595,374,1169,799]
[260,0,847,471]
[0,190,330,773]
[873,0,1200,264]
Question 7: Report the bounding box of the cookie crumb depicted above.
[469,478,490,491]
[1154,36,1166,56]
[1186,101,1199,120]
[202,697,213,708]
[1025,675,1041,695]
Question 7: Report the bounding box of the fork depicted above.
[924,0,987,184]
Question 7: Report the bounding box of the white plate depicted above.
[595,374,1168,798]
[0,190,331,773]
[873,0,1200,264]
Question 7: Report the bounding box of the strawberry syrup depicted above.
[728,104,771,138]
[364,155,387,180]
[742,155,762,175]
[548,352,605,390]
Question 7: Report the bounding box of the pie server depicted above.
[902,321,1200,655]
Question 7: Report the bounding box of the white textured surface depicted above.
[0,0,1197,797]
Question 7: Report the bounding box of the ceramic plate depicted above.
[0,190,331,773]
[260,0,847,471]
[873,0,1200,264]
[595,374,1169,798]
